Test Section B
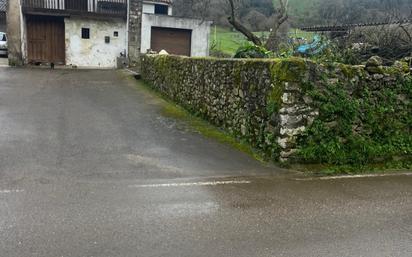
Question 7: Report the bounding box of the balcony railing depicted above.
[22,0,127,16]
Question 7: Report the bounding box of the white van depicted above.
[0,32,7,56]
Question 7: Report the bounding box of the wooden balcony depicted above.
[22,0,127,18]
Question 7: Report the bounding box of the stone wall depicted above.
[6,0,23,66]
[128,0,143,68]
[141,55,411,165]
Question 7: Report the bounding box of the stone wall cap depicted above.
[144,0,173,5]
[143,13,213,24]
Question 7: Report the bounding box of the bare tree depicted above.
[265,0,289,50]
[227,0,263,46]
[227,0,289,51]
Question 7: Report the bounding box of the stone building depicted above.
[7,0,211,68]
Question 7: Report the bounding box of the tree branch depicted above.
[399,23,412,43]
[226,0,263,46]
[265,0,289,50]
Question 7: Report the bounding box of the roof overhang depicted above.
[143,0,173,5]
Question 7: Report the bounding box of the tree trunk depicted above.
[265,0,289,51]
[265,24,282,51]
[226,0,289,51]
[227,17,263,46]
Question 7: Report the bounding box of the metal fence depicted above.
[22,0,127,15]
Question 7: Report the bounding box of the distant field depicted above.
[210,26,314,56]
[210,27,271,56]
[274,0,320,18]
[210,27,248,56]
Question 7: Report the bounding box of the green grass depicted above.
[160,102,265,162]
[210,26,248,56]
[288,29,315,40]
[209,1,320,56]
[210,26,314,56]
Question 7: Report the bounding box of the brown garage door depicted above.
[151,27,192,56]
[27,16,65,64]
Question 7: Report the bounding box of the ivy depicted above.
[297,76,412,171]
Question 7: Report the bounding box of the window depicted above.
[105,36,110,44]
[113,31,118,37]
[81,28,90,39]
[154,4,168,15]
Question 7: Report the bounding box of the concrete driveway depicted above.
[0,68,278,180]
[0,68,411,257]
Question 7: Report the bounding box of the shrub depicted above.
[234,43,272,58]
[297,76,412,171]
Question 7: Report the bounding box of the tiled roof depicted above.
[0,0,6,12]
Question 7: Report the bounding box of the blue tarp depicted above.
[297,36,326,56]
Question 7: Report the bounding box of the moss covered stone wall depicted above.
[141,55,411,168]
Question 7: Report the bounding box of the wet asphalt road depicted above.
[0,68,411,257]
[0,57,7,66]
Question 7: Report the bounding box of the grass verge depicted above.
[126,73,266,163]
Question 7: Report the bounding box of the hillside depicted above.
[174,0,410,30]
[274,0,319,17]
[284,0,320,25]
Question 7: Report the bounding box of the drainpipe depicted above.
[19,0,26,63]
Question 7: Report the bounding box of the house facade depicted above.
[7,0,211,68]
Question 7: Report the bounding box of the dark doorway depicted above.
[26,15,65,64]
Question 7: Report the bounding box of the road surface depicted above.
[0,56,8,67]
[0,68,411,257]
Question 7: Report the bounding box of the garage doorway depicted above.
[26,15,65,64]
[151,27,192,56]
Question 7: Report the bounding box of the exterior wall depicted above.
[7,0,23,65]
[64,17,127,68]
[141,13,211,57]
[141,55,289,161]
[143,2,172,15]
[142,3,155,14]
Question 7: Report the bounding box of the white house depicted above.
[8,0,211,68]
[143,0,173,16]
